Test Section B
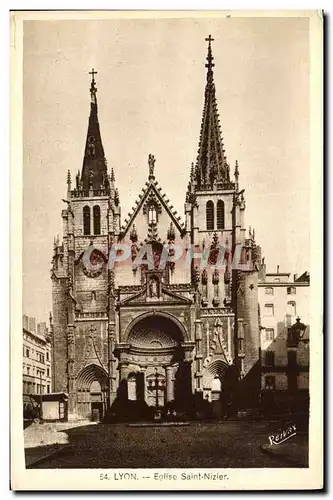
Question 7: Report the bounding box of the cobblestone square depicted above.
[27,420,308,469]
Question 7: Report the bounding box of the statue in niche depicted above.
[149,276,159,298]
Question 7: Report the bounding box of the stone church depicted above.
[51,37,263,421]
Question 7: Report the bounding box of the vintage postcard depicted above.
[10,10,323,491]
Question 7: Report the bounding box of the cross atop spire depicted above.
[205,35,215,70]
[89,68,98,102]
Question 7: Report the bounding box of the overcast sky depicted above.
[23,15,310,323]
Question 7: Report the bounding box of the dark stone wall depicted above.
[52,277,68,392]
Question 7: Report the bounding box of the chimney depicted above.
[37,322,47,336]
[23,314,29,330]
[294,273,298,282]
[28,317,36,333]
[277,265,280,274]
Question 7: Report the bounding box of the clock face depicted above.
[82,248,106,278]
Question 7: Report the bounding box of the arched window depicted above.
[90,380,101,393]
[217,200,225,229]
[93,205,101,235]
[211,377,221,392]
[287,301,296,316]
[127,373,137,401]
[83,206,90,235]
[148,205,157,224]
[206,201,214,230]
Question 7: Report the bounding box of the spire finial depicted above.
[67,169,71,186]
[235,160,239,178]
[205,35,215,71]
[89,68,98,103]
[111,167,115,182]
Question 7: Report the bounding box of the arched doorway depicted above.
[117,313,193,412]
[76,364,108,421]
[203,359,233,419]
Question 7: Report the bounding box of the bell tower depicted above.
[185,36,262,406]
[51,69,121,419]
[185,36,236,309]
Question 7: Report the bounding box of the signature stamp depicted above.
[268,424,297,446]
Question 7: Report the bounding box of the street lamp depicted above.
[294,317,307,340]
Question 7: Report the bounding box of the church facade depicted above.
[51,38,263,421]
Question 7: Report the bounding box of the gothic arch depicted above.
[217,200,225,229]
[83,205,91,235]
[206,200,214,230]
[76,363,108,391]
[93,205,101,235]
[202,359,230,389]
[123,311,189,343]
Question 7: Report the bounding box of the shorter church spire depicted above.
[80,69,108,192]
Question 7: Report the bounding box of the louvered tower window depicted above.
[93,205,101,235]
[206,201,214,230]
[83,206,91,235]
[217,200,225,229]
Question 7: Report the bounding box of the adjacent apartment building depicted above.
[258,267,310,412]
[22,315,52,396]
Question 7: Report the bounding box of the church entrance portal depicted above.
[116,314,194,415]
[76,364,108,421]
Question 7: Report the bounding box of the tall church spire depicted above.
[81,69,108,192]
[195,36,231,189]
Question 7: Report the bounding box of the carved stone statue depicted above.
[149,277,159,298]
[148,154,155,178]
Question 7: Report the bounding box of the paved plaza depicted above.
[26,420,308,469]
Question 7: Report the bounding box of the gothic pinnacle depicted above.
[190,162,194,181]
[235,160,239,179]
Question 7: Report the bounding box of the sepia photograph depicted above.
[11,9,323,491]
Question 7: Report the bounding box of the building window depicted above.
[287,301,296,316]
[26,366,30,375]
[216,200,225,229]
[287,286,296,295]
[265,376,275,390]
[47,385,50,393]
[206,201,214,230]
[265,287,274,295]
[93,205,101,235]
[46,352,49,361]
[264,304,274,316]
[47,368,50,377]
[83,205,91,235]
[265,328,274,342]
[91,291,96,301]
[25,348,30,358]
[265,351,275,366]
[148,205,157,224]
